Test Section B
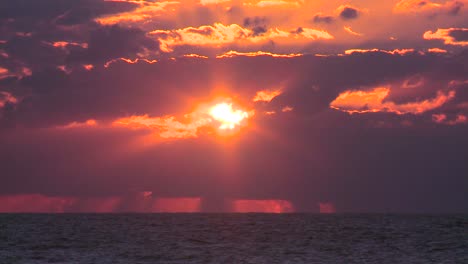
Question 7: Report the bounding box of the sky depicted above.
[0,0,467,213]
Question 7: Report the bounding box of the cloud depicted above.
[427,47,448,53]
[216,50,302,58]
[330,87,455,115]
[394,0,465,15]
[150,23,252,52]
[0,67,14,80]
[0,91,18,108]
[312,14,334,24]
[232,199,294,213]
[253,89,283,102]
[281,106,293,112]
[337,5,361,20]
[150,23,333,52]
[0,194,75,213]
[344,48,416,55]
[243,16,268,36]
[79,24,160,63]
[344,26,363,36]
[293,27,334,40]
[104,57,158,68]
[57,119,98,129]
[95,1,180,25]
[51,41,89,49]
[112,101,253,138]
[0,193,202,213]
[182,53,209,59]
[432,113,468,125]
[112,114,211,139]
[424,28,468,46]
[0,0,139,25]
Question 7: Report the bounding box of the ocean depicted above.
[1,214,466,264]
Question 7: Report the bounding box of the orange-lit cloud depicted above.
[0,91,19,108]
[49,98,253,138]
[402,76,425,89]
[104,57,158,68]
[0,67,15,79]
[253,89,282,102]
[113,115,211,138]
[57,119,98,129]
[318,202,336,213]
[330,87,455,115]
[344,49,416,55]
[216,50,302,58]
[151,197,201,212]
[428,48,448,53]
[282,106,294,112]
[296,27,334,40]
[423,28,468,46]
[83,64,95,70]
[96,1,180,25]
[0,67,8,76]
[52,41,88,49]
[57,65,72,74]
[183,54,209,59]
[150,23,252,52]
[0,67,33,81]
[432,113,468,125]
[113,101,252,138]
[344,26,363,36]
[232,199,294,213]
[150,23,333,52]
[394,0,465,14]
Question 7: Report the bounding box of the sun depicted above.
[209,103,250,130]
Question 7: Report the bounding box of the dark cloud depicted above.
[447,1,464,16]
[312,14,334,24]
[0,0,159,73]
[449,28,468,41]
[339,6,359,20]
[243,16,268,36]
[72,24,159,63]
[0,0,137,23]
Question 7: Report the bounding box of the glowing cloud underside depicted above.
[330,87,455,115]
[150,23,334,52]
[253,89,282,102]
[112,100,252,138]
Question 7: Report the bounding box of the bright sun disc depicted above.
[209,103,249,129]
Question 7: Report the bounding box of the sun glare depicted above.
[209,103,250,129]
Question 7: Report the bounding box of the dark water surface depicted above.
[1,214,467,263]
